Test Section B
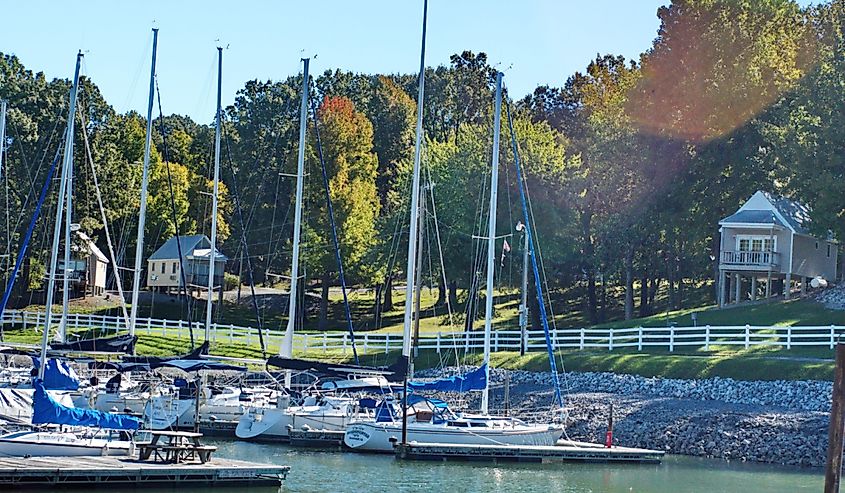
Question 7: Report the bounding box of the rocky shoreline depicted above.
[416,367,832,467]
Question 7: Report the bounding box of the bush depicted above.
[224,272,240,291]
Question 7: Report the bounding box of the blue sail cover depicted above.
[31,378,140,430]
[30,357,80,390]
[408,364,487,392]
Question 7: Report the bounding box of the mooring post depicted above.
[824,343,845,493]
[605,401,614,449]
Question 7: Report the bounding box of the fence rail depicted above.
[1,309,843,355]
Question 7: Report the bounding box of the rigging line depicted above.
[223,120,267,358]
[8,108,64,240]
[504,97,563,410]
[309,95,359,363]
[0,146,62,341]
[424,163,460,365]
[155,77,196,348]
[77,98,131,332]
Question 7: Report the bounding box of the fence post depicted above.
[579,328,585,351]
[364,334,369,353]
[494,331,499,352]
[745,324,750,349]
[609,329,614,351]
[384,333,390,354]
[523,328,530,353]
[787,326,792,350]
[147,317,152,335]
[832,325,837,350]
[638,327,643,351]
[705,325,711,351]
[22,312,27,332]
[342,333,348,355]
[669,326,674,352]
[436,332,441,354]
[323,333,328,351]
[465,331,470,353]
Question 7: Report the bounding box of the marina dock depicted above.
[394,440,665,464]
[0,455,290,489]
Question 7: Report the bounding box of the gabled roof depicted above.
[719,210,786,228]
[720,191,812,235]
[75,231,109,264]
[761,191,811,235]
[149,235,209,261]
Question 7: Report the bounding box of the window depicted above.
[736,236,775,252]
[828,244,832,258]
[172,262,177,274]
[160,262,165,274]
[816,241,820,250]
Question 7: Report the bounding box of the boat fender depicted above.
[128,440,136,457]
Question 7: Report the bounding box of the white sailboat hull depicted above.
[0,431,132,457]
[143,397,194,430]
[344,421,563,453]
[235,404,353,440]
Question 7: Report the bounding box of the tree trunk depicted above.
[382,274,394,312]
[598,273,607,324]
[448,280,458,309]
[580,212,598,325]
[624,247,634,320]
[649,277,660,308]
[436,280,446,306]
[639,275,649,318]
[374,284,382,321]
[319,273,330,331]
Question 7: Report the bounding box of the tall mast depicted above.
[0,100,7,282]
[481,71,503,415]
[129,28,159,338]
[280,57,310,372]
[39,52,82,378]
[519,222,529,355]
[205,46,223,342]
[402,0,428,361]
[57,54,88,344]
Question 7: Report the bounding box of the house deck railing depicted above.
[721,250,779,268]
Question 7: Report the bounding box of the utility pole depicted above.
[824,343,845,493]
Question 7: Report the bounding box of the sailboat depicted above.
[344,2,562,452]
[0,52,141,457]
[235,58,364,441]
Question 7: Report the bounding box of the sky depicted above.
[0,0,813,124]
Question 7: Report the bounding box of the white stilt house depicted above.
[717,191,838,306]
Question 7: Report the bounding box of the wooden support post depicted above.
[824,343,845,493]
[751,277,757,301]
[734,273,741,304]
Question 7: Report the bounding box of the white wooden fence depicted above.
[2,309,844,354]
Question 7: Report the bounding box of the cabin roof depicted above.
[149,235,208,260]
[719,191,812,235]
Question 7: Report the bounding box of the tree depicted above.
[306,96,380,329]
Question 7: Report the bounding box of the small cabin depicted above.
[57,231,109,297]
[147,234,227,295]
[717,191,837,306]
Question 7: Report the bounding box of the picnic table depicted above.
[137,430,217,464]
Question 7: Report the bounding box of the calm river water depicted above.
[40,439,824,493]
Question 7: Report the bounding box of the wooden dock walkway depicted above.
[0,455,290,489]
[394,440,665,464]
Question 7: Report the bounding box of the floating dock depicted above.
[0,455,290,489]
[394,440,665,464]
[288,428,345,448]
